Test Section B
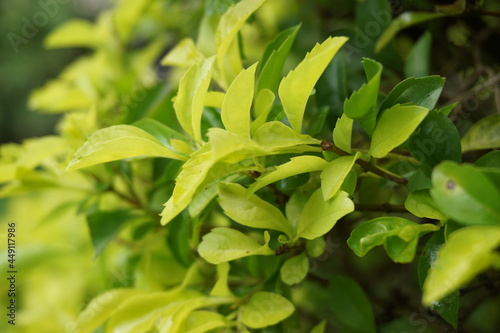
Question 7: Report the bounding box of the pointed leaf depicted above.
[198,228,273,264]
[461,114,500,152]
[252,121,320,150]
[320,153,359,200]
[423,226,500,306]
[404,190,445,220]
[67,125,186,171]
[310,320,327,333]
[241,292,294,328]
[183,311,228,333]
[404,31,432,78]
[221,63,257,137]
[297,190,354,240]
[218,182,292,237]
[369,104,429,158]
[279,36,348,132]
[45,19,97,49]
[161,38,205,68]
[333,113,353,153]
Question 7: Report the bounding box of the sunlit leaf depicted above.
[430,161,500,226]
[333,113,353,153]
[247,156,327,195]
[161,38,206,68]
[45,19,97,49]
[369,104,429,158]
[297,190,354,240]
[320,153,360,200]
[66,125,186,172]
[210,262,233,297]
[404,190,445,220]
[221,63,257,138]
[328,275,376,333]
[252,121,321,151]
[174,57,215,142]
[114,0,151,42]
[218,182,293,237]
[279,36,348,132]
[198,228,273,264]
[376,12,446,52]
[461,114,500,152]
[280,252,309,285]
[422,226,500,306]
[347,217,439,263]
[183,311,229,333]
[241,292,295,328]
[251,89,276,132]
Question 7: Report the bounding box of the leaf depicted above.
[310,320,327,333]
[221,63,257,138]
[418,229,459,328]
[279,36,348,132]
[251,89,276,132]
[133,118,191,153]
[247,156,327,195]
[430,161,500,226]
[74,289,145,333]
[66,125,186,172]
[404,190,445,220]
[343,58,383,136]
[215,0,266,88]
[183,311,228,333]
[297,190,354,240]
[161,145,215,226]
[208,128,266,163]
[174,57,215,142]
[347,217,439,263]
[306,237,326,258]
[422,226,500,306]
[218,182,293,237]
[461,114,500,152]
[44,19,97,49]
[198,228,273,264]
[408,110,462,168]
[241,292,295,328]
[333,113,353,153]
[161,38,205,68]
[378,76,445,114]
[328,275,376,333]
[210,262,233,297]
[257,24,301,93]
[404,31,432,78]
[16,136,67,170]
[320,153,360,200]
[369,104,429,158]
[376,12,446,52]
[87,210,138,257]
[280,252,309,285]
[252,121,320,151]
[438,102,458,117]
[113,0,151,42]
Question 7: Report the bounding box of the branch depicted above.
[321,140,408,185]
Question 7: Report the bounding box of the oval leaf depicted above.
[404,190,445,220]
[280,252,309,285]
[461,114,500,152]
[241,292,294,328]
[320,153,359,200]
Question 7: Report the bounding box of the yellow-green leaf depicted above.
[161,38,206,68]
[320,153,360,200]
[183,311,228,333]
[44,19,97,49]
[66,125,186,172]
[221,63,258,137]
[369,104,429,158]
[333,114,353,153]
[280,252,309,285]
[422,226,500,306]
[404,190,445,220]
[198,228,273,264]
[461,114,500,152]
[174,57,215,142]
[241,292,295,328]
[210,262,233,297]
[252,121,320,151]
[278,36,348,132]
[297,190,354,240]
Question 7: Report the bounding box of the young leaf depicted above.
[210,262,233,297]
[333,114,353,153]
[408,110,462,168]
[343,58,383,136]
[404,190,445,220]
[133,118,191,152]
[279,36,348,132]
[221,63,257,138]
[430,161,500,226]
[247,156,327,195]
[251,89,275,132]
[461,114,500,152]
[241,292,295,328]
[66,125,187,172]
[280,252,309,285]
[218,182,293,237]
[252,121,321,151]
[379,76,445,114]
[310,320,327,333]
[369,104,429,158]
[375,12,446,52]
[161,38,205,68]
[257,24,301,93]
[174,57,215,142]
[320,153,360,200]
[198,228,273,264]
[404,31,432,78]
[347,217,439,263]
[418,229,459,328]
[183,311,228,333]
[297,189,354,240]
[328,275,376,333]
[44,19,97,49]
[422,226,500,306]
[215,0,266,88]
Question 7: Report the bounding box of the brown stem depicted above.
[321,140,408,185]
